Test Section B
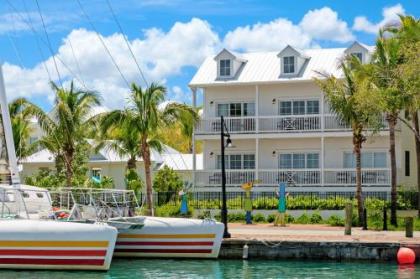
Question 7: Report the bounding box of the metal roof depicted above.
[189,47,363,87]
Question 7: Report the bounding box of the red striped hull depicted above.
[116,241,213,246]
[0,258,105,266]
[115,249,212,254]
[0,249,107,256]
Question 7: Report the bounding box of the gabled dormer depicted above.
[344,41,371,64]
[214,49,246,80]
[277,45,310,77]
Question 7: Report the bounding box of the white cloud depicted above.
[169,86,190,103]
[353,4,405,34]
[224,6,353,52]
[300,7,354,43]
[224,18,313,52]
[3,18,219,108]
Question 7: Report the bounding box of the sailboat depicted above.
[0,65,118,270]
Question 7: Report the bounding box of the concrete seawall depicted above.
[220,239,405,261]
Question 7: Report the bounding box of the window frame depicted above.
[216,153,256,170]
[219,59,232,77]
[278,152,320,169]
[216,102,255,117]
[283,56,295,74]
[343,151,388,168]
[278,99,320,116]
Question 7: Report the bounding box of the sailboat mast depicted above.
[0,65,21,186]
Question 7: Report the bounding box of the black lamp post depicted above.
[220,115,232,238]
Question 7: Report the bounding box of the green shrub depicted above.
[227,212,245,222]
[252,213,266,223]
[152,166,183,192]
[155,203,193,218]
[310,212,323,224]
[285,214,295,223]
[267,213,276,223]
[367,210,383,230]
[327,215,344,226]
[296,213,310,224]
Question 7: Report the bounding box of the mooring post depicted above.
[383,206,388,231]
[362,207,367,230]
[405,217,413,238]
[345,202,352,235]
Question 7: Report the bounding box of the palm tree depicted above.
[370,32,410,226]
[9,98,40,162]
[386,15,420,217]
[315,57,381,225]
[100,82,197,216]
[36,82,101,187]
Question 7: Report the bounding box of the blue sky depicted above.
[0,0,418,111]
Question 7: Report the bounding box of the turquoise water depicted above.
[0,259,418,279]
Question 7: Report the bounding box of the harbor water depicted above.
[0,259,418,279]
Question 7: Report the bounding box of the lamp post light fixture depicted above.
[220,115,232,238]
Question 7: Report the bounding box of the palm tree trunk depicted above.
[142,140,154,216]
[127,157,136,170]
[413,112,420,218]
[388,114,398,226]
[354,137,364,226]
[64,153,73,188]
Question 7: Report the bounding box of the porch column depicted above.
[321,136,325,186]
[320,92,325,131]
[191,87,197,188]
[255,85,259,132]
[255,138,259,183]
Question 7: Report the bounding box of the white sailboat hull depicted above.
[0,220,117,270]
[114,217,224,258]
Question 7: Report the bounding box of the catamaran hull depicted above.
[114,217,224,258]
[0,220,117,270]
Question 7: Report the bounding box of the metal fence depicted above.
[139,191,419,210]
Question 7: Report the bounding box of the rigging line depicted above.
[6,0,90,91]
[75,0,131,89]
[34,0,63,88]
[67,36,88,90]
[105,0,149,88]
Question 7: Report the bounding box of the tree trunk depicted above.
[388,114,398,226]
[413,112,420,218]
[64,152,73,188]
[142,140,154,216]
[354,136,364,226]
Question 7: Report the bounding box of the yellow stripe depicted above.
[0,241,109,247]
[118,234,216,239]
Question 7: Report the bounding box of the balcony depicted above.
[195,114,389,135]
[195,169,390,188]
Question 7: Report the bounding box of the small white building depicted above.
[21,142,203,189]
[189,42,417,193]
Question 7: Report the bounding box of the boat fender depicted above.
[397,247,416,265]
[243,244,249,260]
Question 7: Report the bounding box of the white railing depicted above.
[259,115,321,133]
[195,117,256,134]
[195,114,390,134]
[259,169,321,186]
[324,168,390,185]
[195,168,390,187]
[195,170,256,187]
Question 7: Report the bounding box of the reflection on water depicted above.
[0,259,417,279]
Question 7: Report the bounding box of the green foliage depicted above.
[266,213,276,223]
[24,169,65,189]
[310,212,323,224]
[295,213,311,224]
[152,166,183,192]
[228,212,245,222]
[86,176,114,189]
[327,215,345,226]
[285,214,295,224]
[252,213,265,223]
[155,203,193,218]
[125,169,143,195]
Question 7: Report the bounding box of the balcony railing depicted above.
[195,114,389,135]
[324,168,390,186]
[195,117,256,134]
[259,169,321,186]
[195,168,390,187]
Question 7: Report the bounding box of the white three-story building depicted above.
[189,42,417,194]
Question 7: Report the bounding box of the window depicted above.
[217,102,255,117]
[220,59,231,76]
[216,154,255,169]
[343,151,387,168]
[36,193,44,198]
[283,56,295,73]
[405,151,410,176]
[279,152,319,169]
[279,100,319,116]
[351,52,363,62]
[91,168,102,180]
